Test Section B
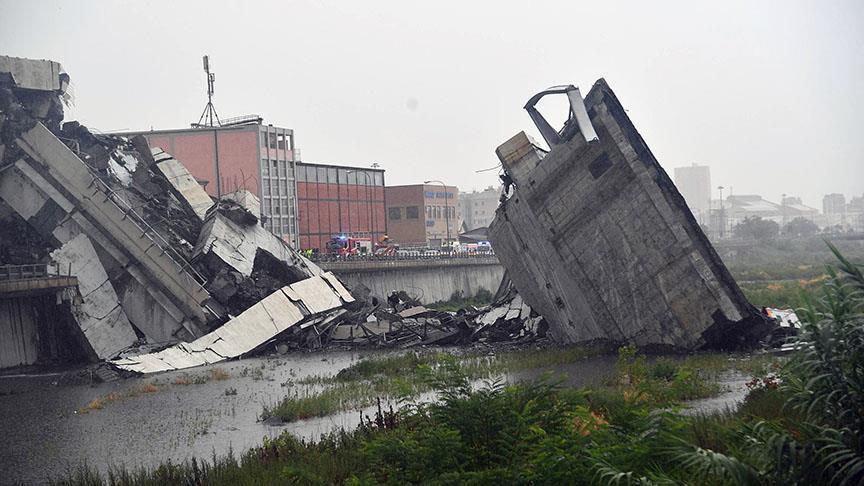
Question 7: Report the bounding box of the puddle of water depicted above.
[680,371,751,416]
[506,355,618,388]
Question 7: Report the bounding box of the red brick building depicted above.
[295,162,386,252]
[385,184,458,248]
[121,118,299,244]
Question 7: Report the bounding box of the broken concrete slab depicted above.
[111,272,351,373]
[222,189,260,219]
[0,56,66,92]
[15,123,211,328]
[51,233,138,359]
[153,147,214,220]
[194,212,322,278]
[1,54,373,372]
[489,79,769,350]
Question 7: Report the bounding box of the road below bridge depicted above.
[318,256,505,304]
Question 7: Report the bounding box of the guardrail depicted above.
[84,170,208,289]
[0,263,72,281]
[311,252,497,263]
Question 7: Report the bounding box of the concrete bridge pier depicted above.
[320,257,505,304]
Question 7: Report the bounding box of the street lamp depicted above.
[781,193,788,229]
[348,170,374,241]
[424,180,451,247]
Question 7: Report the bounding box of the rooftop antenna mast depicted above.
[195,55,221,127]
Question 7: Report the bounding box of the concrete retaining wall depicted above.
[321,258,504,304]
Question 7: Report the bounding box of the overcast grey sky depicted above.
[2,0,862,207]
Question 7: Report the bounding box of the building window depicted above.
[374,172,384,186]
[327,167,337,183]
[317,167,327,183]
[388,207,402,220]
[406,206,419,219]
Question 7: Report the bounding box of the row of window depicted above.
[388,205,455,220]
[261,130,292,151]
[424,191,454,199]
[427,206,456,219]
[260,177,295,198]
[297,165,384,186]
[265,216,295,237]
[388,206,419,220]
[262,197,295,217]
[261,159,295,179]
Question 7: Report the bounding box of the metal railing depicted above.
[84,170,208,289]
[0,262,72,281]
[311,251,497,264]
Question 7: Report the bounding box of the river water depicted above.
[0,351,747,484]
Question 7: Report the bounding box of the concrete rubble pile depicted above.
[271,283,548,350]
[0,55,356,372]
[489,80,774,351]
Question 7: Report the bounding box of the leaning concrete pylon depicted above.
[489,80,770,350]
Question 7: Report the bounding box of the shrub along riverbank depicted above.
[53,246,863,485]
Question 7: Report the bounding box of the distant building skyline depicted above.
[457,186,499,231]
[674,164,711,225]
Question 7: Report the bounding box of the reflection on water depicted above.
[0,351,374,484]
[0,350,746,483]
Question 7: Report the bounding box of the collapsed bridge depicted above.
[0,55,775,372]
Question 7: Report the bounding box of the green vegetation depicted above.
[427,287,494,311]
[723,236,864,282]
[53,245,863,485]
[733,215,780,241]
[741,276,826,309]
[267,345,634,424]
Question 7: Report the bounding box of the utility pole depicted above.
[194,55,223,196]
[781,193,788,229]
